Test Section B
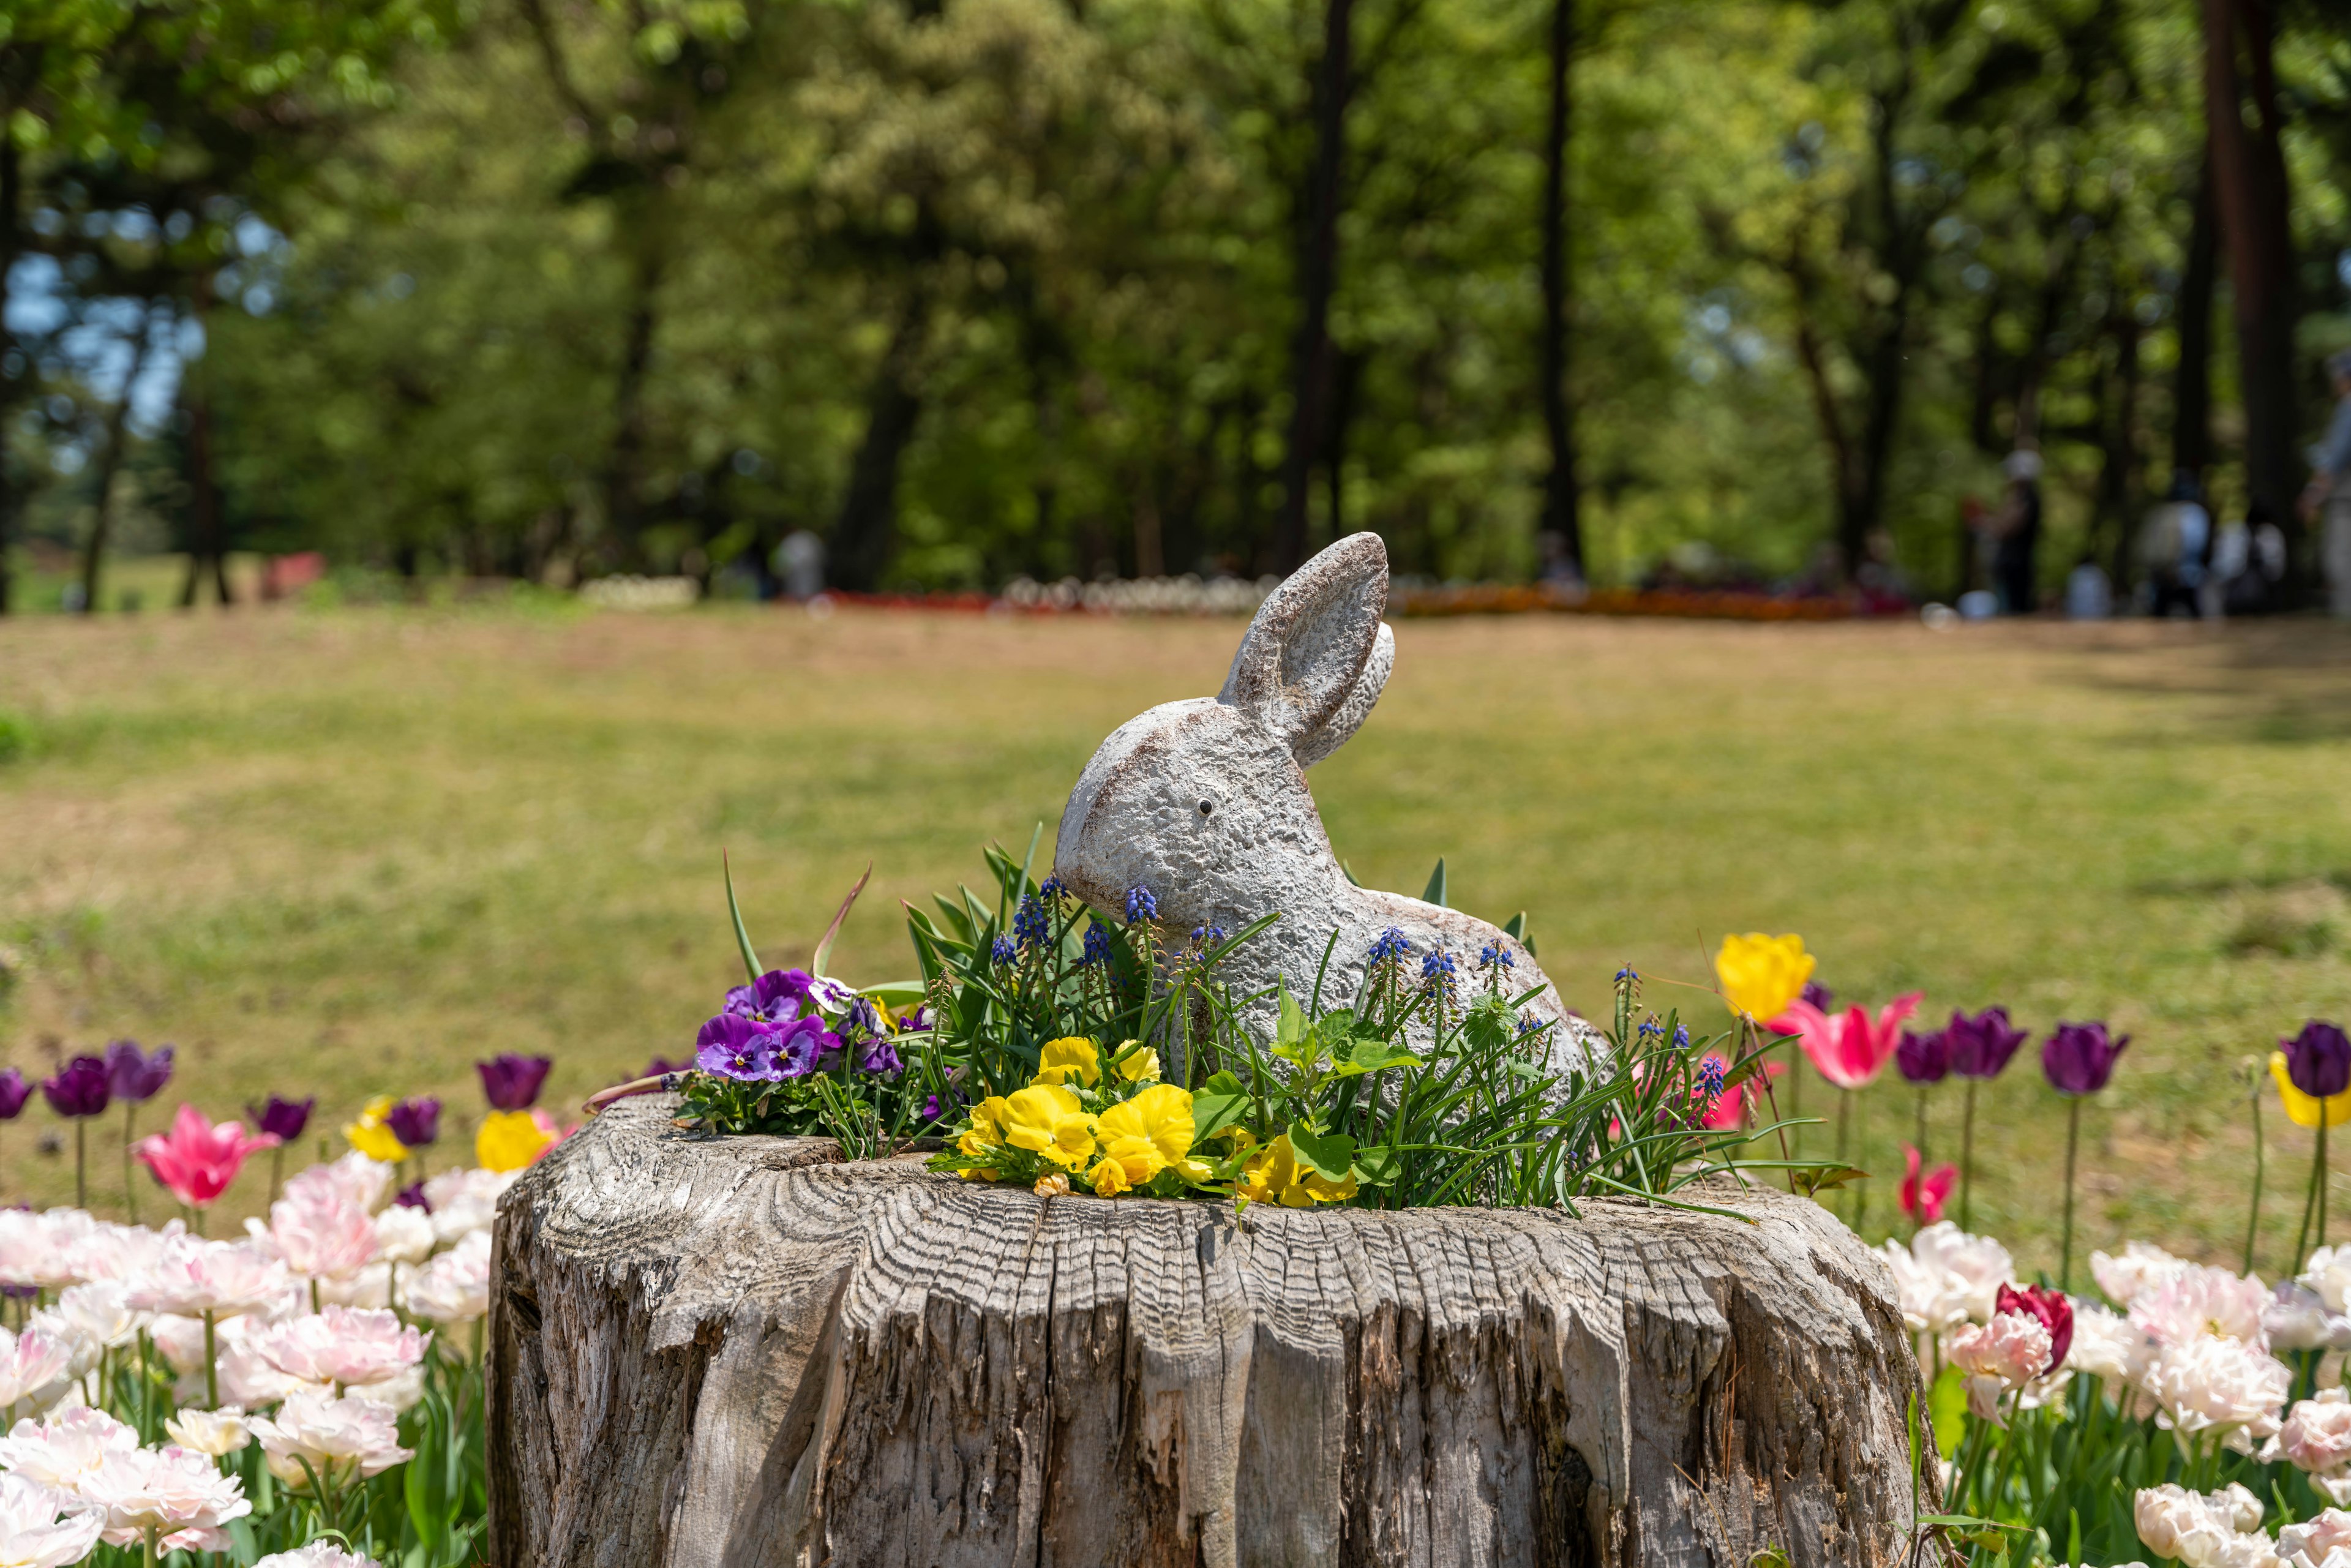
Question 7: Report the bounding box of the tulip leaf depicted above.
[1786,1161,1869,1195]
[861,980,929,1005]
[812,861,874,978]
[1502,910,1535,956]
[723,850,763,986]
[1286,1123,1355,1182]
[1928,1364,1967,1460]
[1422,858,1447,907]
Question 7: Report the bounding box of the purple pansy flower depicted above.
[0,1068,28,1120]
[42,1057,110,1119]
[860,1038,903,1075]
[387,1097,442,1147]
[246,1095,315,1142]
[2043,1022,2129,1096]
[1895,1029,1949,1085]
[898,1005,934,1034]
[102,1040,174,1104]
[724,969,823,1029]
[2281,1021,2351,1100]
[772,1015,834,1079]
[1946,1008,2029,1080]
[478,1053,554,1112]
[697,1014,787,1081]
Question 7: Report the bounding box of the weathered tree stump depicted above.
[488,1097,1928,1567]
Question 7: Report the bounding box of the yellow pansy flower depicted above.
[1033,1038,1102,1089]
[1714,932,1815,1021]
[1112,1041,1160,1082]
[959,1165,1000,1182]
[997,1085,1097,1169]
[344,1096,407,1163]
[1239,1133,1357,1209]
[1100,1084,1196,1165]
[1087,1157,1131,1196]
[959,1097,1011,1158]
[2271,1052,2351,1129]
[479,1108,560,1172]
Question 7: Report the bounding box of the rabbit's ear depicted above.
[1294,621,1391,767]
[1219,531,1390,757]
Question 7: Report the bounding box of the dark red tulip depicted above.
[1947,1008,2028,1080]
[477,1054,553,1112]
[2042,1022,2128,1096]
[42,1057,110,1119]
[1997,1283,2073,1374]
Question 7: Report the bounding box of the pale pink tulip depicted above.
[1949,1314,2053,1387]
[0,1324,81,1420]
[271,1190,378,1281]
[165,1405,253,1457]
[0,1471,102,1568]
[2266,1389,2351,1478]
[284,1152,392,1215]
[2132,1265,2272,1351]
[78,1442,251,1553]
[250,1389,414,1488]
[407,1231,491,1326]
[255,1542,383,1568]
[250,1306,427,1390]
[123,1236,290,1318]
[1769,993,1924,1090]
[0,1405,141,1490]
[421,1167,520,1244]
[2281,1510,2351,1563]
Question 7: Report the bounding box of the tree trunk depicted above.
[81,313,153,615]
[178,290,231,609]
[2100,306,2143,587]
[1272,0,1356,574]
[605,246,664,572]
[2173,142,2218,482]
[489,1096,1931,1568]
[828,293,928,593]
[2202,0,2301,544]
[1537,0,1581,576]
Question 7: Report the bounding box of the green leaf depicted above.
[812,862,873,978]
[1929,1364,1967,1461]
[1422,857,1447,907]
[1340,858,1362,887]
[723,850,763,986]
[1192,1083,1250,1145]
[1749,1549,1791,1568]
[1352,1144,1401,1185]
[861,980,929,1005]
[1787,1161,1869,1195]
[1286,1123,1355,1182]
[1277,983,1307,1048]
[1335,1037,1420,1075]
[1502,910,1534,955]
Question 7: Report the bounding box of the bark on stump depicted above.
[488,1097,1928,1567]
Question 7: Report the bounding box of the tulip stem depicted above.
[2298,1114,2327,1272]
[270,1144,285,1202]
[2322,1114,2331,1259]
[122,1101,140,1224]
[2060,1097,2080,1292]
[1914,1090,1929,1174]
[1959,1081,1978,1232]
[2246,1071,2266,1276]
[203,1308,219,1411]
[73,1120,86,1212]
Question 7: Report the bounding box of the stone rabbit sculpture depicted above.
[1054,530,1597,1073]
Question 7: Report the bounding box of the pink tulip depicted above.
[1899,1145,1957,1225]
[1769,993,1925,1090]
[136,1106,279,1209]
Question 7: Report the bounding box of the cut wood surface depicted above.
[489,1096,1930,1567]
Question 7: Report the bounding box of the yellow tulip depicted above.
[1239,1133,1357,1208]
[344,1096,407,1164]
[997,1085,1097,1169]
[2271,1052,2351,1129]
[1714,932,1815,1021]
[1087,1157,1131,1196]
[1112,1041,1161,1082]
[1033,1038,1102,1089]
[478,1109,558,1172]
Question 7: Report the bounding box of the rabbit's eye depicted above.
[1198,799,1215,817]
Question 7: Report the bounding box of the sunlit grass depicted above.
[2,599,2349,1274]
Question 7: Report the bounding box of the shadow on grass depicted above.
[2049,619,2351,746]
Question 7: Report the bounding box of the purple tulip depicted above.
[102,1040,174,1104]
[724,970,822,1029]
[0,1068,28,1119]
[696,1014,788,1082]
[478,1053,553,1112]
[1799,981,1834,1012]
[246,1095,315,1142]
[386,1097,442,1147]
[2043,1022,2129,1096]
[1896,1029,1949,1084]
[2281,1021,2351,1100]
[42,1057,110,1119]
[394,1180,432,1212]
[1947,1008,2030,1080]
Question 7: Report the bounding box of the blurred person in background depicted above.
[2139,470,2211,618]
[2301,348,2351,617]
[1995,449,2043,613]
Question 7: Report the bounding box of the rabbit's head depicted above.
[1054,533,1395,928]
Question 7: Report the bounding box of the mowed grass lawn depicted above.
[4,601,2350,1274]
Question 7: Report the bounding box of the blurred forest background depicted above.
[3,0,2351,606]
